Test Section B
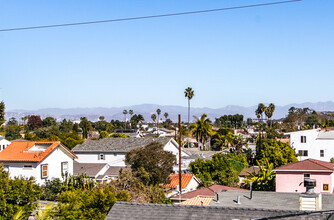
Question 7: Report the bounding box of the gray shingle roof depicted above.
[73,162,106,177]
[210,190,334,211]
[72,137,173,152]
[106,202,333,220]
[104,166,131,176]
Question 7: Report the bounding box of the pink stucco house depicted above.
[274,159,334,194]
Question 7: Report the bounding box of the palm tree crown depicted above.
[190,113,212,150]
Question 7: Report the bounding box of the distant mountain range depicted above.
[6,101,334,123]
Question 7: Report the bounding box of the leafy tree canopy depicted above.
[189,152,248,187]
[256,138,298,168]
[125,142,176,185]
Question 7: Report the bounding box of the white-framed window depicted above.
[323,184,329,192]
[98,153,105,160]
[41,164,48,179]
[301,136,306,143]
[298,150,308,157]
[320,150,324,157]
[61,162,69,175]
[4,165,9,172]
[304,173,310,180]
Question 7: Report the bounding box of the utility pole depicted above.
[178,114,182,202]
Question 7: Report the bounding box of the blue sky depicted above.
[1,0,333,110]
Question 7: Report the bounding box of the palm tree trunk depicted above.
[188,99,190,148]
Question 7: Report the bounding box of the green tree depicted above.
[189,152,248,187]
[79,117,91,139]
[99,131,108,139]
[125,142,176,185]
[110,133,130,138]
[57,186,130,219]
[265,103,275,127]
[0,101,5,125]
[190,114,213,150]
[99,116,105,121]
[7,117,18,126]
[5,125,21,140]
[256,138,298,168]
[123,110,128,128]
[0,165,41,219]
[244,158,275,191]
[42,117,57,127]
[151,114,156,124]
[164,112,168,121]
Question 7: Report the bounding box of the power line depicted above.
[0,0,302,32]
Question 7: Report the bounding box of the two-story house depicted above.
[285,128,334,162]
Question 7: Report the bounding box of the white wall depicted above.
[75,152,127,166]
[287,129,334,162]
[0,139,11,152]
[4,147,75,185]
[185,177,200,192]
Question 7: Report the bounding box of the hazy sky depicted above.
[1,0,333,110]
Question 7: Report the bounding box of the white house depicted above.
[285,128,334,162]
[0,136,11,152]
[72,137,189,167]
[0,140,77,185]
[164,174,201,198]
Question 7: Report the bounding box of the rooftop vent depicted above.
[304,179,316,194]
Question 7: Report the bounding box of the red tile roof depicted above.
[172,184,248,200]
[0,141,77,162]
[180,196,213,206]
[274,159,334,171]
[164,174,199,189]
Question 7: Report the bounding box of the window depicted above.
[298,150,308,157]
[41,164,48,179]
[323,184,329,191]
[304,173,310,180]
[61,162,68,175]
[4,165,9,172]
[301,136,306,143]
[98,153,105,160]
[320,150,324,157]
[23,165,33,169]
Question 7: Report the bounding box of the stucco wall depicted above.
[276,171,333,194]
[287,129,334,162]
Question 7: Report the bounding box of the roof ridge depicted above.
[308,159,334,170]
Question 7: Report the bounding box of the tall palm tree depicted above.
[185,87,194,147]
[265,103,275,127]
[164,112,169,121]
[190,113,212,150]
[123,109,128,129]
[151,114,157,134]
[255,103,266,123]
[156,108,161,134]
[129,110,134,129]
